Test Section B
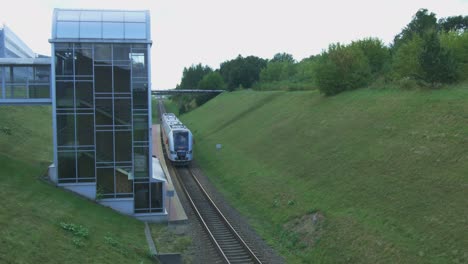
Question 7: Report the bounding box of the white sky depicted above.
[1,0,467,90]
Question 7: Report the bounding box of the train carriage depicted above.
[161,113,193,165]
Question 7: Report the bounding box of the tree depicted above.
[219,55,267,91]
[419,31,458,84]
[393,9,437,51]
[196,71,225,106]
[271,52,295,63]
[178,64,212,89]
[315,43,371,96]
[438,15,468,32]
[351,38,390,74]
[392,35,424,79]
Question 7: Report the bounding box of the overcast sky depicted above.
[1,0,467,90]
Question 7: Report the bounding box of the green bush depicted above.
[351,38,391,75]
[315,43,371,96]
[440,31,468,80]
[392,35,424,80]
[419,31,458,85]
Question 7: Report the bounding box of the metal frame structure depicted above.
[49,9,163,216]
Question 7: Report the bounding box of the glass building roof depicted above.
[51,9,151,42]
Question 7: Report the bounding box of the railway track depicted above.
[157,100,263,264]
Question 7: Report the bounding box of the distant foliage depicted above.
[350,38,390,75]
[419,31,458,84]
[440,31,468,80]
[393,9,437,51]
[315,43,371,96]
[219,55,267,91]
[178,64,213,90]
[392,35,424,79]
[174,9,468,98]
[438,15,468,32]
[196,72,225,106]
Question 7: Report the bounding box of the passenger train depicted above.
[161,113,193,165]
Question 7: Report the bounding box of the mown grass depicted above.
[180,84,468,263]
[0,106,152,264]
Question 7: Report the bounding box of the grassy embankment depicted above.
[0,106,152,263]
[179,85,468,263]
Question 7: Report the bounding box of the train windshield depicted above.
[174,131,189,150]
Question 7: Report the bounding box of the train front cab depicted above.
[168,130,193,165]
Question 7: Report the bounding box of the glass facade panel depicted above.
[113,65,130,93]
[58,152,76,179]
[30,85,50,98]
[115,131,132,162]
[75,82,93,108]
[77,151,95,178]
[79,22,101,38]
[80,11,101,21]
[125,23,146,39]
[134,183,149,210]
[13,67,30,82]
[76,114,94,146]
[34,66,50,82]
[103,11,124,22]
[113,45,130,60]
[57,10,80,21]
[116,168,133,194]
[114,99,131,125]
[94,44,112,61]
[151,183,163,211]
[57,114,75,146]
[103,22,124,39]
[56,82,74,108]
[56,49,74,75]
[95,99,113,125]
[96,131,113,162]
[56,22,79,38]
[97,168,114,195]
[134,147,149,178]
[133,115,148,142]
[6,85,27,99]
[131,51,147,77]
[133,88,148,109]
[124,12,146,22]
[94,66,112,92]
[75,49,93,75]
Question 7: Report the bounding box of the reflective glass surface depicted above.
[57,114,75,146]
[77,152,95,178]
[125,12,146,22]
[58,152,76,178]
[103,22,124,39]
[79,22,101,38]
[56,22,79,38]
[103,11,124,22]
[80,11,101,21]
[125,23,146,39]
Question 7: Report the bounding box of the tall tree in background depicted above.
[195,71,225,106]
[351,38,390,75]
[419,31,457,84]
[438,15,468,32]
[271,52,295,63]
[219,55,267,91]
[178,64,212,89]
[393,9,437,51]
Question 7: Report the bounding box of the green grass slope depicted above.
[0,106,152,264]
[181,86,468,263]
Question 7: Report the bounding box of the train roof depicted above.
[162,113,189,130]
